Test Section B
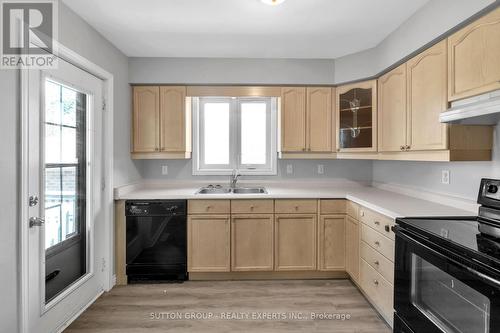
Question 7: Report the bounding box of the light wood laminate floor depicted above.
[65,279,391,333]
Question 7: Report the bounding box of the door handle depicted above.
[29,217,45,228]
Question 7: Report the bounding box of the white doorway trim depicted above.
[19,41,115,333]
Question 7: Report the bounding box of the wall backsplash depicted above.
[373,122,500,200]
[140,159,373,183]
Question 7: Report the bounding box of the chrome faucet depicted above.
[230,169,241,189]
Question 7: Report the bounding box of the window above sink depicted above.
[192,97,278,176]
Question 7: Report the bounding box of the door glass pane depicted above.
[411,254,490,333]
[203,102,230,165]
[338,87,373,149]
[240,102,267,165]
[44,80,86,249]
[43,79,87,302]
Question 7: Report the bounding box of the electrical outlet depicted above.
[161,165,169,175]
[317,164,324,175]
[441,170,450,185]
[286,164,293,175]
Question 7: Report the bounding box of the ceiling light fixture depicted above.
[261,0,286,6]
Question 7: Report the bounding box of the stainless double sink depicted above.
[196,185,267,195]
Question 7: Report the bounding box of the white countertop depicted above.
[114,180,477,219]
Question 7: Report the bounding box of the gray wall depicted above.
[140,159,373,183]
[129,57,335,85]
[0,2,137,332]
[0,68,20,333]
[58,4,141,186]
[373,123,500,200]
[334,0,496,83]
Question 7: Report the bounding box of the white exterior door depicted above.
[26,57,105,333]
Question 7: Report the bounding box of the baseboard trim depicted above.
[189,271,348,281]
[54,290,103,333]
[372,181,478,213]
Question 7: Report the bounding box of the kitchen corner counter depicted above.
[114,181,476,219]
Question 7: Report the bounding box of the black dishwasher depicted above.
[125,200,187,282]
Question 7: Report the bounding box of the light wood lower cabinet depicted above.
[345,216,360,282]
[360,259,394,325]
[188,215,230,272]
[275,214,317,271]
[318,215,345,271]
[231,214,274,271]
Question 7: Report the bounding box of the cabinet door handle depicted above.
[405,145,411,150]
[374,241,380,246]
[373,279,379,286]
[374,221,380,225]
[374,261,380,266]
[385,225,390,232]
[400,146,404,151]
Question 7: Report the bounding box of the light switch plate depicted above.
[286,164,293,175]
[441,170,450,184]
[161,165,169,175]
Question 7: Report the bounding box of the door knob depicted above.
[29,217,45,228]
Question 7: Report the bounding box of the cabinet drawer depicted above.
[361,225,394,262]
[346,201,359,220]
[360,259,394,323]
[231,200,274,214]
[359,207,395,240]
[275,199,317,214]
[188,200,230,214]
[360,241,394,284]
[320,199,346,215]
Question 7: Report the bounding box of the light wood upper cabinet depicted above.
[188,215,230,272]
[159,86,188,152]
[231,214,274,271]
[281,87,307,152]
[132,85,191,159]
[132,86,159,153]
[407,40,448,151]
[336,80,377,152]
[345,216,360,282]
[275,214,317,271]
[318,215,345,271]
[378,64,407,152]
[280,87,335,154]
[307,87,334,152]
[448,7,500,101]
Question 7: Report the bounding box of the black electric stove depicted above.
[393,178,500,333]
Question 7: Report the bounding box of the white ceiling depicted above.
[63,0,430,59]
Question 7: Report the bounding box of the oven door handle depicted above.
[398,228,500,288]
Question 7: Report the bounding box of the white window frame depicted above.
[192,96,277,176]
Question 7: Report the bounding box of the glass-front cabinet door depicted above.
[336,80,377,152]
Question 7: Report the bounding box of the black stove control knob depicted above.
[487,184,498,194]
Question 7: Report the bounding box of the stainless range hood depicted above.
[440,90,500,125]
